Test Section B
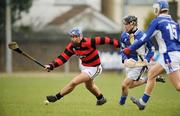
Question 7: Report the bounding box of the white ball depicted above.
[44,100,49,105]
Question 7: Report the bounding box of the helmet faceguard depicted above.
[68,27,83,39]
[153,1,169,16]
[122,15,137,26]
[122,15,138,33]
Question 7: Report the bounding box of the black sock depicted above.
[56,93,63,100]
[96,94,103,100]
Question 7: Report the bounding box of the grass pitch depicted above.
[0,72,180,116]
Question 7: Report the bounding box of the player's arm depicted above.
[91,36,120,48]
[121,52,128,63]
[45,43,74,72]
[177,23,180,42]
[123,19,158,55]
[144,41,154,62]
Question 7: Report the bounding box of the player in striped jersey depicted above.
[44,27,120,105]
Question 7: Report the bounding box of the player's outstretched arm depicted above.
[91,36,120,48]
[45,43,74,72]
[144,41,154,62]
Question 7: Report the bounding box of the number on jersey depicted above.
[166,23,179,42]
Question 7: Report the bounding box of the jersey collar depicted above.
[134,29,140,36]
[159,14,171,18]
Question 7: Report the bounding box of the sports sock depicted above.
[140,93,150,105]
[119,96,127,105]
[56,93,63,100]
[96,94,103,100]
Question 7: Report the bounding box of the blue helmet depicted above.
[158,0,169,11]
[68,27,82,37]
[153,0,169,15]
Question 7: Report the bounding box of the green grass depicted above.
[0,72,180,116]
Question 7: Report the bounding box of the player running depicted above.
[44,27,120,105]
[119,15,164,105]
[123,1,180,110]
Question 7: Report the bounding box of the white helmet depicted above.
[153,0,169,15]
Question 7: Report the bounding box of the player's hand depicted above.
[123,47,131,55]
[44,64,53,72]
[140,59,149,69]
[142,59,148,63]
[124,58,136,68]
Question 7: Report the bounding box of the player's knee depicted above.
[176,88,180,91]
[122,84,128,90]
[85,84,92,89]
[175,84,180,91]
[147,71,156,80]
[147,73,153,79]
[129,86,134,89]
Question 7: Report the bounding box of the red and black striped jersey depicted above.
[49,36,120,68]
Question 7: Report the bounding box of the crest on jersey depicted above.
[129,34,135,44]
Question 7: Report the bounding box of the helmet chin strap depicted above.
[128,26,137,34]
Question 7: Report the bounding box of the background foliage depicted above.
[0,0,32,37]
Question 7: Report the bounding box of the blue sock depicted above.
[119,96,127,105]
[141,93,150,103]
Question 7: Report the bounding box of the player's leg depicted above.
[134,67,179,110]
[85,80,102,97]
[85,80,106,105]
[145,63,164,94]
[129,78,147,89]
[46,72,91,103]
[167,51,180,91]
[120,76,147,105]
[130,63,164,110]
[60,72,91,96]
[129,74,165,89]
[129,75,165,89]
[168,70,180,91]
[119,66,144,105]
[131,51,180,110]
[119,77,133,105]
[84,65,106,105]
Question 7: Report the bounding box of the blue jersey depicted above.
[120,29,154,62]
[130,14,180,53]
[178,23,180,40]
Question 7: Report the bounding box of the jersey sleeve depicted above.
[129,19,158,51]
[144,41,154,62]
[177,23,180,42]
[121,52,128,63]
[120,33,126,49]
[91,36,120,48]
[49,43,74,68]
